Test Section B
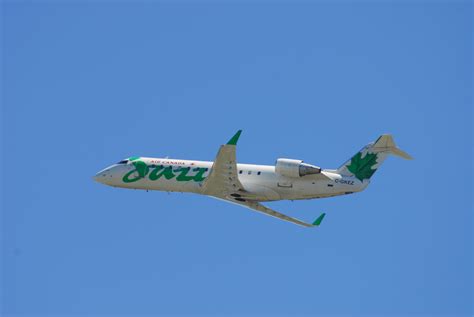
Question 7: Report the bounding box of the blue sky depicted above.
[2,2,472,316]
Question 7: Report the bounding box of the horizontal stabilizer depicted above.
[372,134,413,160]
[390,147,413,160]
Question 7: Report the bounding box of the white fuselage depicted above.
[95,157,368,201]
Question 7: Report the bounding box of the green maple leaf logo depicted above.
[347,151,378,181]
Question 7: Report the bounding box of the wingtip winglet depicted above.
[312,213,326,226]
[227,130,242,145]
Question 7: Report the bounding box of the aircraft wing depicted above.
[201,130,249,197]
[202,130,325,228]
[222,197,325,228]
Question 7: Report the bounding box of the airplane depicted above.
[94,131,412,228]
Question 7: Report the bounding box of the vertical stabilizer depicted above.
[337,134,412,181]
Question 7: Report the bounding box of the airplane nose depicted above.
[93,173,106,184]
[93,168,110,184]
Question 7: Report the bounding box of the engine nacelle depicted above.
[275,158,321,178]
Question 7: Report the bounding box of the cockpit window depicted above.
[117,160,128,164]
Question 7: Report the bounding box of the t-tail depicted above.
[337,134,413,182]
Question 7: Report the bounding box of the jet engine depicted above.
[275,158,321,178]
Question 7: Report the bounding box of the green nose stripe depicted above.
[132,160,149,178]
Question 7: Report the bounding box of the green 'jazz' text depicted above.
[123,160,208,183]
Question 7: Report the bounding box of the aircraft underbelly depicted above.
[241,183,281,201]
[150,180,201,193]
[271,178,336,200]
[118,178,202,193]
